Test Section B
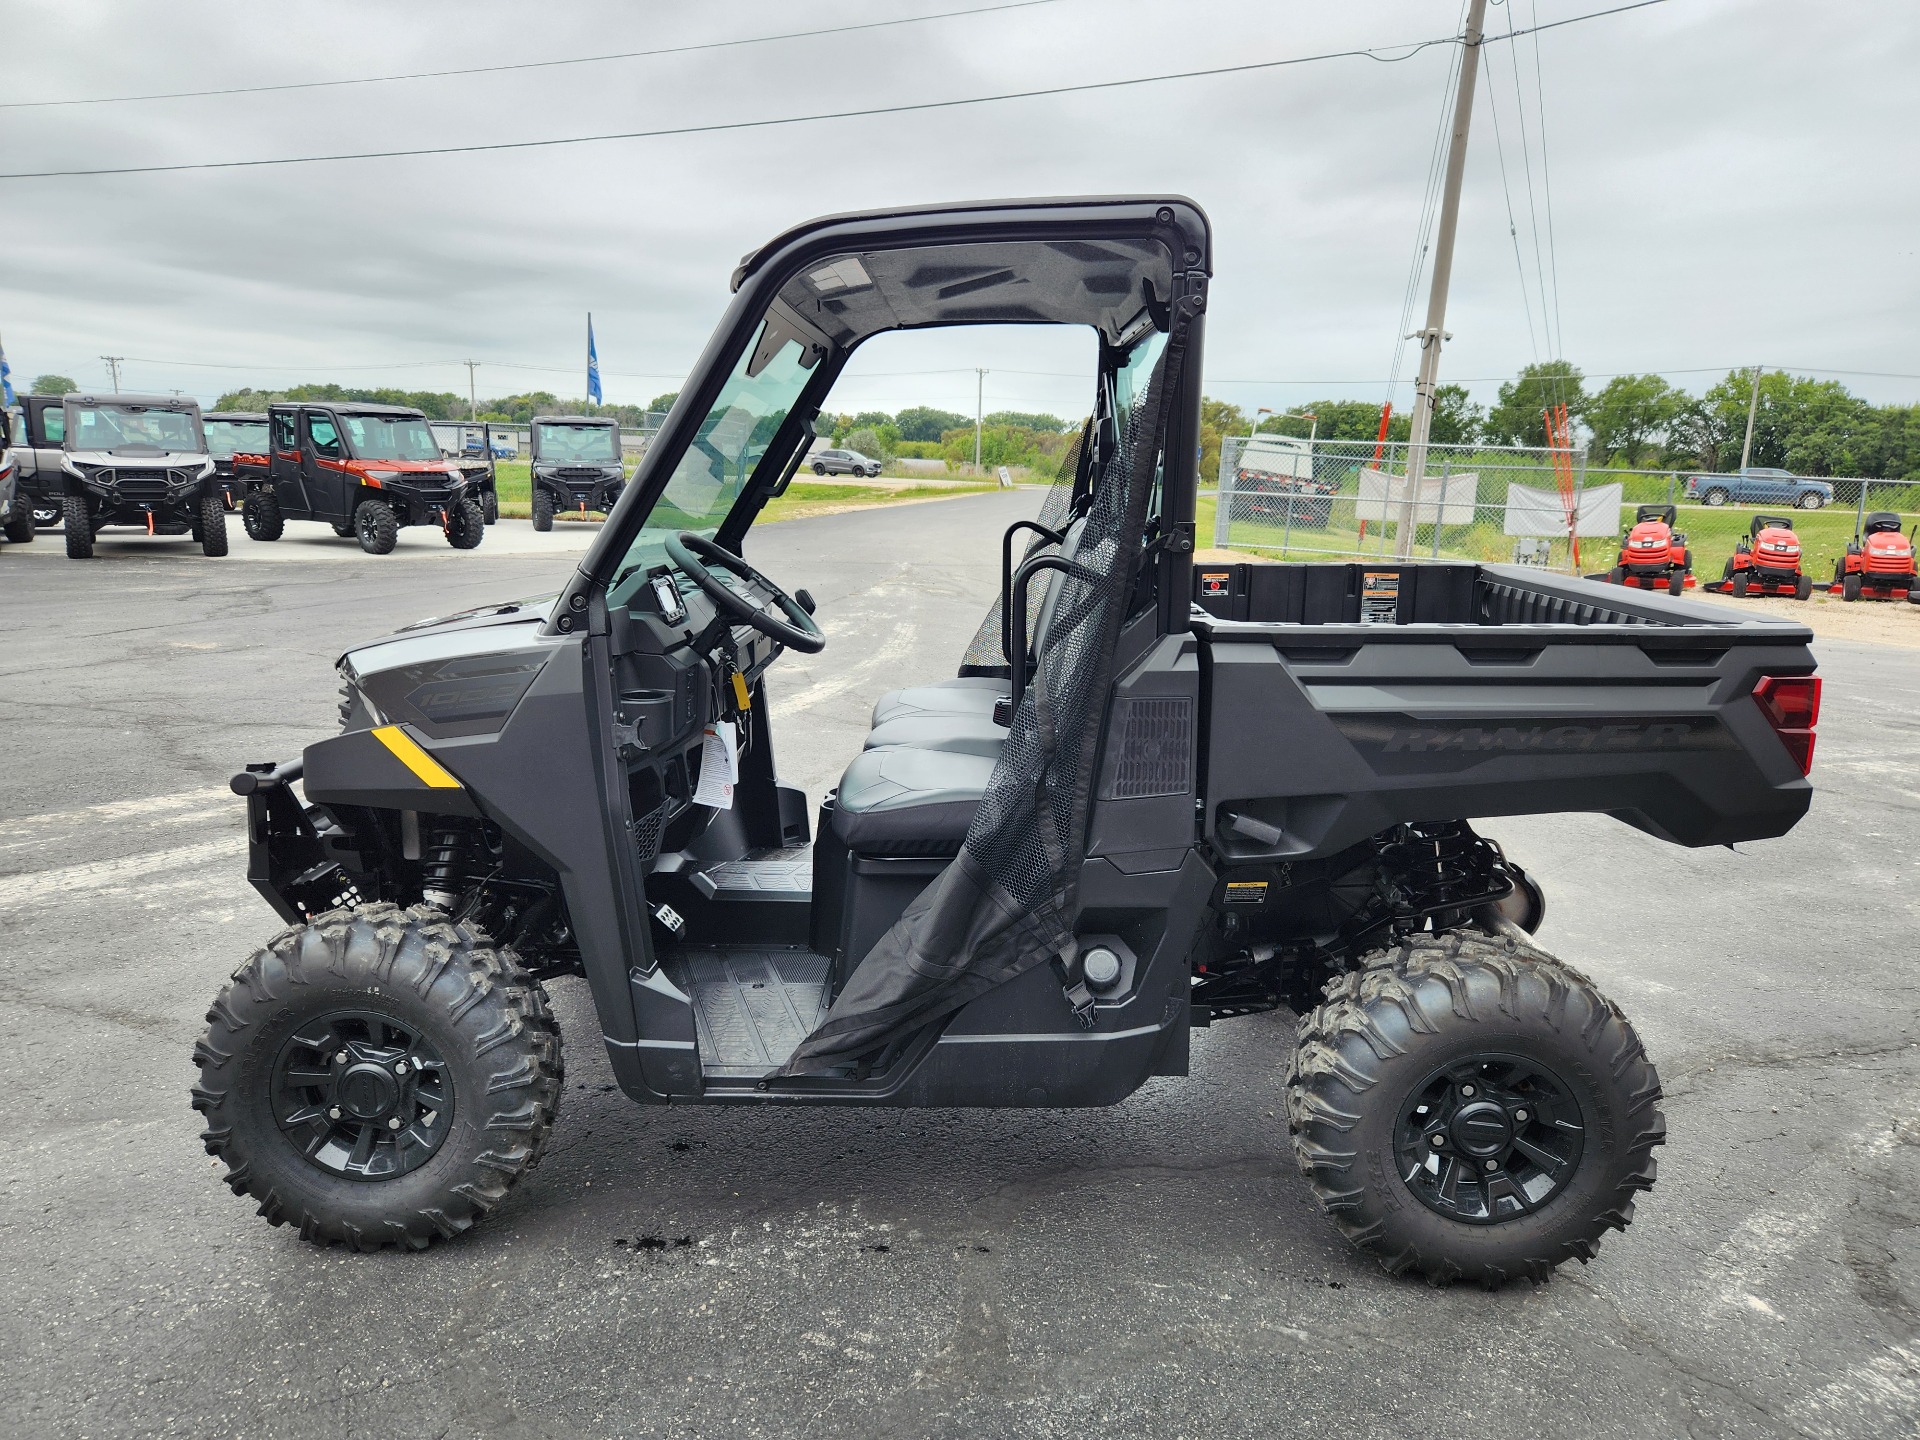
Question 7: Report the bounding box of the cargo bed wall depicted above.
[1192,564,1817,858]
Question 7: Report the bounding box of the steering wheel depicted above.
[665,531,826,654]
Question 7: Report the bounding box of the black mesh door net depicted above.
[779,332,1182,1074]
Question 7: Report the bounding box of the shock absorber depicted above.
[420,821,483,909]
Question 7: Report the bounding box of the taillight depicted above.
[1753,674,1821,775]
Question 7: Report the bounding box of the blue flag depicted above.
[0,334,13,407]
[586,315,602,405]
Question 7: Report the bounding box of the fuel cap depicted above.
[1082,946,1123,992]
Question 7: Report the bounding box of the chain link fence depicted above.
[1209,435,1920,585]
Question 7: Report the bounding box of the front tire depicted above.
[531,490,554,532]
[481,489,498,526]
[445,497,485,549]
[1286,931,1664,1288]
[1703,488,1729,506]
[191,904,563,1251]
[1730,572,1750,597]
[242,489,284,542]
[3,509,34,543]
[1606,566,1624,585]
[1795,573,1813,600]
[1798,492,1823,510]
[63,495,94,558]
[355,500,398,555]
[199,496,229,556]
[1667,569,1685,596]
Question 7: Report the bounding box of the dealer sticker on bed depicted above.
[1361,570,1401,624]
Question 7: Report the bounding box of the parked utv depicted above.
[528,414,624,530]
[55,393,226,558]
[238,402,485,554]
[1602,504,1691,594]
[194,198,1819,1290]
[1711,514,1813,598]
[9,393,75,529]
[0,430,28,544]
[1830,511,1919,602]
[203,411,269,510]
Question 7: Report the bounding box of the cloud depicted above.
[4,0,1916,415]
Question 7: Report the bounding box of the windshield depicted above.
[68,404,201,452]
[339,414,441,462]
[536,423,620,465]
[204,419,268,458]
[612,328,815,583]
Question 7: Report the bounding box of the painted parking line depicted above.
[0,837,247,911]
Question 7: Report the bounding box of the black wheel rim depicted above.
[270,1010,455,1181]
[1394,1051,1585,1225]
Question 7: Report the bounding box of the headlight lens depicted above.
[365,469,402,481]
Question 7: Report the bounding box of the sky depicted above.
[3,0,1916,425]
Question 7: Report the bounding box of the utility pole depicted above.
[101,356,124,393]
[1738,364,1763,472]
[464,360,480,421]
[1395,0,1488,560]
[974,367,986,474]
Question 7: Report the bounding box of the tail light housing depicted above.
[1752,674,1821,775]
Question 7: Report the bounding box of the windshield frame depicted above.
[204,418,270,458]
[533,421,622,466]
[336,412,443,463]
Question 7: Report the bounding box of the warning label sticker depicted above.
[1223,880,1270,905]
[1199,571,1232,598]
[1361,570,1401,624]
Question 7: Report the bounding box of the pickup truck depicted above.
[1685,466,1832,509]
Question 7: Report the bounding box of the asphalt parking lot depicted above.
[1,495,1916,1440]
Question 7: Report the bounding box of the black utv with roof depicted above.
[238,401,484,554]
[528,413,625,530]
[56,393,227,558]
[202,410,270,509]
[194,197,1819,1289]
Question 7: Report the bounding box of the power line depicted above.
[0,2,1672,182]
[1528,0,1566,364]
[1482,34,1539,363]
[1386,5,1467,405]
[0,0,1073,110]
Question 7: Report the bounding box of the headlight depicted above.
[365,469,402,481]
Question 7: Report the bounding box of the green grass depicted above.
[1201,489,1914,581]
[484,464,996,522]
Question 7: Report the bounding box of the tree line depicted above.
[1201,364,1919,482]
[820,406,1078,476]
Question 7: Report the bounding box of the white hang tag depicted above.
[691,719,739,809]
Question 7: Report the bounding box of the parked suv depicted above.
[1684,467,1832,509]
[528,413,624,530]
[238,402,484,554]
[810,447,881,477]
[58,393,226,558]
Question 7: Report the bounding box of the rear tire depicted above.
[242,489,284,542]
[1842,573,1862,602]
[1703,488,1729,506]
[1286,930,1664,1289]
[63,496,94,558]
[481,490,498,526]
[199,496,229,557]
[446,497,485,549]
[354,500,398,555]
[812,463,827,476]
[191,904,563,1251]
[531,491,554,532]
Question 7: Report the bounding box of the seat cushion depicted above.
[863,714,1007,759]
[832,746,998,855]
[869,676,1004,728]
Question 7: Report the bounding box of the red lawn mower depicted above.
[1602,503,1693,594]
[1708,514,1814,599]
[1830,511,1920,602]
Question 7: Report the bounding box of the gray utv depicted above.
[193,198,1819,1287]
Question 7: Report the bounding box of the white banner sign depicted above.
[1355,467,1478,526]
[1502,480,1624,537]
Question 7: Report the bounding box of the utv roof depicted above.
[268,400,426,419]
[205,410,267,422]
[731,195,1210,347]
[68,392,199,411]
[532,414,617,426]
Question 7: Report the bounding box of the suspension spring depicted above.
[420,821,483,909]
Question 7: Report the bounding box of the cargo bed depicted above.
[1183,562,1817,855]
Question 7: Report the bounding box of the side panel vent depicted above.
[1099,696,1194,800]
